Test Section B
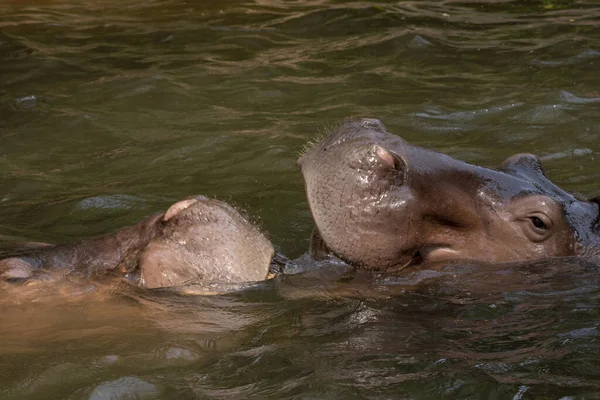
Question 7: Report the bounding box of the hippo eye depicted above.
[524,212,553,241]
[511,196,559,242]
[528,215,548,231]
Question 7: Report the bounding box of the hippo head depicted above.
[138,196,274,288]
[298,118,600,273]
[0,196,274,288]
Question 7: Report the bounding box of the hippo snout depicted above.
[298,118,403,169]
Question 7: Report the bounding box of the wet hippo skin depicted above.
[298,118,600,273]
[0,196,274,288]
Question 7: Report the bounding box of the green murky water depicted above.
[1,0,600,398]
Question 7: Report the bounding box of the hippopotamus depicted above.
[0,196,274,288]
[298,118,600,273]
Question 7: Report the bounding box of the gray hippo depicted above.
[298,118,600,273]
[0,196,274,288]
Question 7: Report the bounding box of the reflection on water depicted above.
[1,0,600,398]
[1,258,599,398]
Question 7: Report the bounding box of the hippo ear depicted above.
[309,228,331,260]
[589,197,600,230]
[498,153,548,181]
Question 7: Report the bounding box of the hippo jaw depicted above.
[299,118,594,272]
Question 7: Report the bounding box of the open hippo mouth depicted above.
[298,118,600,272]
[376,245,465,272]
[406,251,424,268]
[404,247,453,268]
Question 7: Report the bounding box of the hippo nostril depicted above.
[375,146,396,168]
[360,118,384,131]
[163,198,199,222]
[372,146,408,177]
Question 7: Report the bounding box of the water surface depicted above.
[1,0,600,398]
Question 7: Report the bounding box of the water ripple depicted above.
[1,0,600,398]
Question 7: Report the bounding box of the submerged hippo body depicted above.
[298,118,600,272]
[0,196,274,288]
